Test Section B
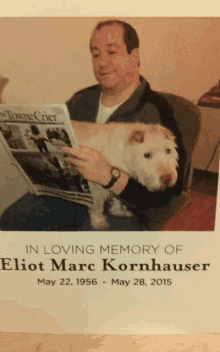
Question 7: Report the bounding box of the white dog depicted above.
[73,122,178,230]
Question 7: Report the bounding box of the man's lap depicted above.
[0,193,86,231]
[0,193,143,231]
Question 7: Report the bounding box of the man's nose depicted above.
[98,53,110,67]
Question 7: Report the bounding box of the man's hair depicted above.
[91,20,139,54]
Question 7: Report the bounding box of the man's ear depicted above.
[130,48,140,67]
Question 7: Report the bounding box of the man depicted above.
[64,20,186,225]
[0,20,186,231]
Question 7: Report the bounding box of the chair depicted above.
[144,92,201,230]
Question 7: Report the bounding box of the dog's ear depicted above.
[161,126,176,142]
[128,130,145,144]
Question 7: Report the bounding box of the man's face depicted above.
[90,24,138,91]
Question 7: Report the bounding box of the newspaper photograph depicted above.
[0,104,95,207]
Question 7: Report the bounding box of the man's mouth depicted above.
[99,72,112,76]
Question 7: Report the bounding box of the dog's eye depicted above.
[166,148,171,154]
[144,152,152,159]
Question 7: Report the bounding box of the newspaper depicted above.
[0,104,96,208]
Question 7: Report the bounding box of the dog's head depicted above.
[125,124,179,191]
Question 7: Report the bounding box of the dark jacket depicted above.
[66,76,187,217]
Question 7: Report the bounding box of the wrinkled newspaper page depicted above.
[0,104,95,208]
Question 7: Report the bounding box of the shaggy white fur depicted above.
[74,122,178,230]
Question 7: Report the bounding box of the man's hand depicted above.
[0,76,9,104]
[63,145,112,186]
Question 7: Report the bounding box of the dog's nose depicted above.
[160,174,172,186]
[163,174,172,181]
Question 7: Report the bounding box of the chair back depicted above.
[144,93,201,230]
[158,92,201,190]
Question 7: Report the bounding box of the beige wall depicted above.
[1,17,220,104]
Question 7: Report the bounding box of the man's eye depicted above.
[93,54,100,58]
[144,152,152,159]
[92,52,100,58]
